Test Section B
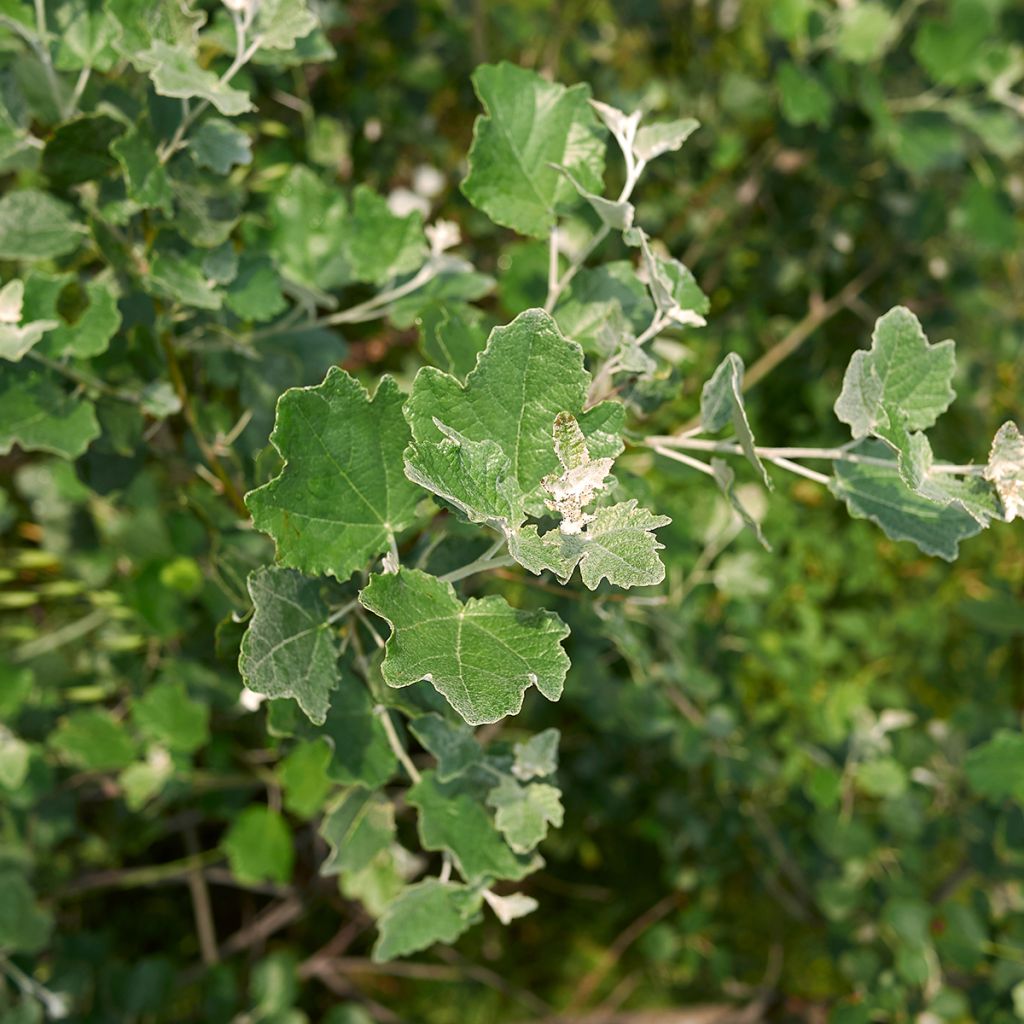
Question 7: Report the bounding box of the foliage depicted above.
[0,1,1022,1022]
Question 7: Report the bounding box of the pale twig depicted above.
[650,446,716,477]
[374,705,421,784]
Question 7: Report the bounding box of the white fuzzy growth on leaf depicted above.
[542,412,613,534]
[985,421,1024,522]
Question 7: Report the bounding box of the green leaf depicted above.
[0,280,57,362]
[710,458,772,551]
[320,787,396,875]
[555,164,634,230]
[512,728,559,780]
[409,713,483,782]
[405,424,525,535]
[50,708,137,771]
[319,680,397,788]
[239,567,339,725]
[0,727,30,790]
[462,62,606,238]
[146,251,221,310]
[111,124,173,213]
[700,353,772,489]
[246,369,420,582]
[633,117,700,162]
[346,185,426,285]
[408,770,539,882]
[778,62,834,128]
[372,879,482,962]
[191,116,252,174]
[0,870,52,955]
[265,166,349,292]
[225,258,287,322]
[360,568,570,726]
[132,678,209,753]
[628,229,709,326]
[836,3,898,63]
[834,307,956,458]
[486,775,563,853]
[985,421,1024,522]
[0,364,99,458]
[554,261,653,355]
[27,275,122,359]
[513,499,671,590]
[223,806,294,885]
[830,442,983,561]
[406,309,624,516]
[965,731,1024,802]
[41,114,124,188]
[53,0,122,71]
[278,738,333,818]
[143,41,253,116]
[419,305,488,380]
[257,0,318,50]
[0,189,85,261]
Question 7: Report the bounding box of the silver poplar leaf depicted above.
[512,728,560,781]
[359,568,570,726]
[256,0,318,49]
[512,499,671,590]
[0,365,99,459]
[633,117,701,162]
[409,714,483,782]
[901,434,1001,525]
[541,412,614,535]
[142,41,253,115]
[373,879,482,962]
[246,368,421,582]
[319,788,396,876]
[830,442,983,561]
[554,164,635,230]
[710,458,772,551]
[985,421,1024,522]
[407,770,540,882]
[462,62,606,238]
[486,775,564,853]
[404,422,526,536]
[482,889,539,925]
[834,305,956,444]
[0,281,57,362]
[629,228,709,327]
[405,309,625,516]
[238,567,339,725]
[700,353,772,489]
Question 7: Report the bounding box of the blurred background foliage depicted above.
[1,0,1023,1021]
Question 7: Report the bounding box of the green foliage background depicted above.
[1,1,1022,1022]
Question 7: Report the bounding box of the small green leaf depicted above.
[966,731,1024,802]
[0,365,100,454]
[360,568,570,726]
[778,62,834,128]
[835,306,956,447]
[513,499,672,590]
[836,3,898,63]
[0,189,86,261]
[132,678,209,753]
[633,117,700,162]
[51,709,137,771]
[257,0,318,50]
[111,125,173,214]
[246,369,420,582]
[554,164,634,230]
[146,252,221,310]
[319,680,397,789]
[554,261,653,355]
[409,714,483,782]
[512,728,559,780]
[419,305,488,380]
[239,567,339,725]
[0,281,57,362]
[462,62,606,238]
[710,458,772,551]
[372,879,482,962]
[701,353,772,489]
[191,117,252,174]
[408,770,539,882]
[143,41,253,116]
[0,870,52,955]
[320,788,396,875]
[629,229,708,326]
[278,738,333,818]
[830,442,983,561]
[486,775,563,853]
[0,727,30,790]
[223,806,294,885]
[30,277,121,359]
[225,258,287,322]
[345,185,426,285]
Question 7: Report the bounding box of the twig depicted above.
[185,828,219,966]
[375,705,422,784]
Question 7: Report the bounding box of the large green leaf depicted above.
[142,41,253,115]
[246,369,421,582]
[0,365,99,458]
[239,567,339,725]
[830,442,983,561]
[0,189,86,261]
[462,62,605,237]
[405,309,624,516]
[360,568,570,725]
[372,879,482,962]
